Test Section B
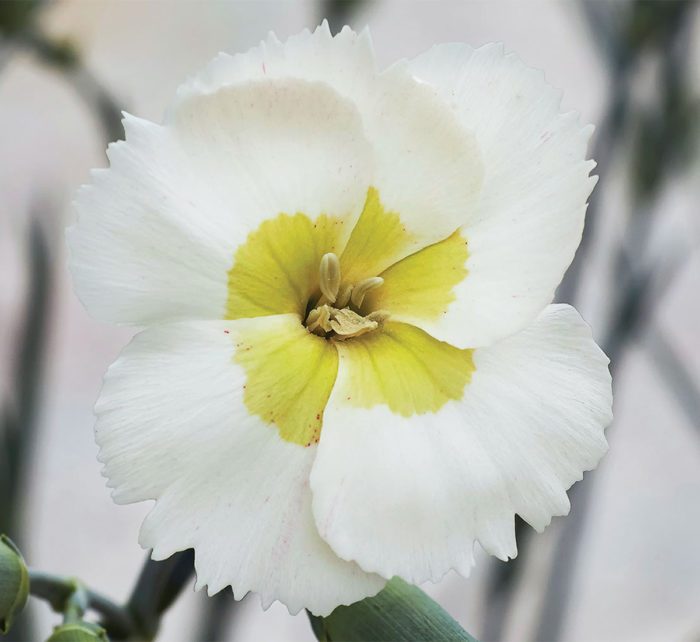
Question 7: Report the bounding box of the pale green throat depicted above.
[225,187,475,447]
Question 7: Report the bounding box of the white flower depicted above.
[68,22,612,616]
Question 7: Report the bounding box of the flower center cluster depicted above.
[304,252,390,340]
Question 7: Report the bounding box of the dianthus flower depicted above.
[68,22,612,615]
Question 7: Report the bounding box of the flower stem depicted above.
[28,569,134,639]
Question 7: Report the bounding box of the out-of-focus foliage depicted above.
[322,0,367,33]
[0,0,42,36]
[625,0,692,49]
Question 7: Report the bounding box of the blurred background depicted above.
[1,1,699,640]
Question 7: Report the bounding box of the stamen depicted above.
[319,253,341,304]
[306,260,387,339]
[307,304,333,336]
[350,277,384,307]
[335,284,353,309]
[306,308,321,326]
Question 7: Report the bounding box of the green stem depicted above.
[28,570,134,639]
[62,581,88,624]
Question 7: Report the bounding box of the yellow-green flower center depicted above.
[225,187,475,446]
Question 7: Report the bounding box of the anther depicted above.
[350,277,384,307]
[319,253,341,304]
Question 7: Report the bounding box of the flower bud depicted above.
[0,535,29,634]
[47,621,109,642]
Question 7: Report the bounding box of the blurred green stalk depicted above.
[1,218,53,642]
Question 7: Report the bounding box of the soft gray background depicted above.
[1,1,699,640]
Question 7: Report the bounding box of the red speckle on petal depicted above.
[262,62,266,74]
[224,330,230,334]
[316,414,320,420]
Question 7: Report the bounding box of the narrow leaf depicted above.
[309,578,477,642]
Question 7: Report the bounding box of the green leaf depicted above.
[308,578,478,642]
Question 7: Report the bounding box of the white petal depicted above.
[175,22,379,104]
[405,43,597,348]
[68,78,372,325]
[177,23,483,271]
[310,305,611,583]
[95,318,384,615]
[170,78,372,244]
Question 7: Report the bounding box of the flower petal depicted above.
[310,305,611,583]
[69,78,372,325]
[361,229,469,322]
[231,313,338,447]
[177,23,483,278]
[224,208,351,321]
[330,321,475,416]
[404,43,597,348]
[95,317,384,615]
